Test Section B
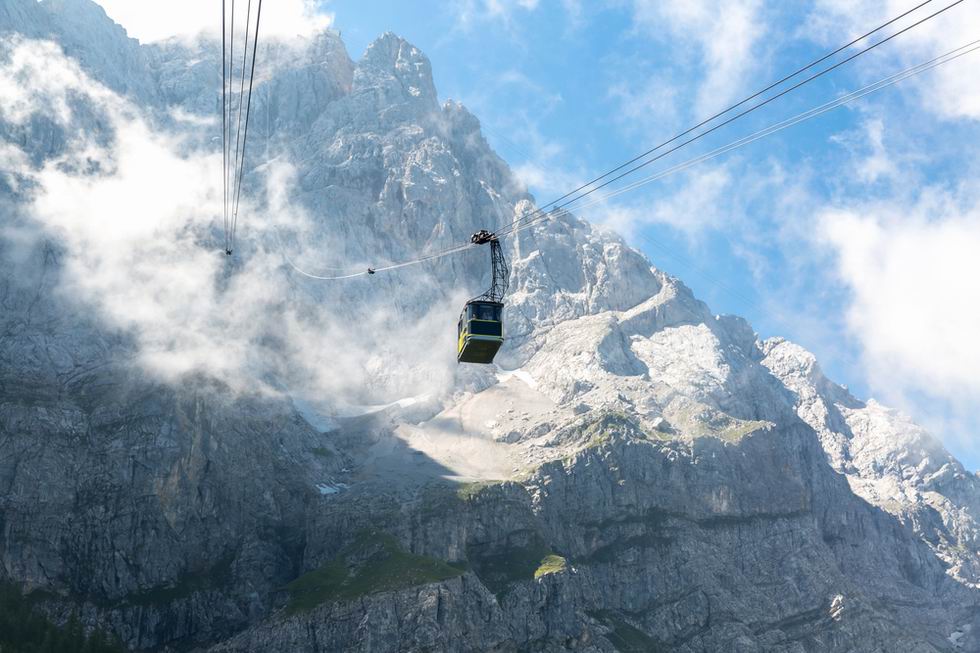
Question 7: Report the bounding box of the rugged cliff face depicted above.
[1,2,979,651]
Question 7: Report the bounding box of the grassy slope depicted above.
[285,532,464,614]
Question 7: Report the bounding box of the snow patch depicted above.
[829,594,845,622]
[316,482,349,496]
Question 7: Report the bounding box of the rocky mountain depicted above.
[1,1,979,651]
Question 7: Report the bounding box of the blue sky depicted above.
[94,0,980,467]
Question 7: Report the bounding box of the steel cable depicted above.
[279,38,978,281]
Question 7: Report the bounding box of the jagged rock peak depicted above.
[358,32,437,100]
[442,99,482,132]
[40,0,137,41]
[364,31,429,66]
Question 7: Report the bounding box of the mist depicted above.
[0,36,470,414]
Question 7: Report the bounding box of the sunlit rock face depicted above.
[2,2,979,651]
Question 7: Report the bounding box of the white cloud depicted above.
[627,0,766,116]
[504,116,589,204]
[457,68,581,203]
[560,0,585,30]
[90,0,333,43]
[647,165,734,235]
[819,190,980,440]
[452,0,541,31]
[805,0,980,121]
[0,37,459,406]
[1,38,276,384]
[491,0,540,13]
[821,203,980,394]
[0,39,115,124]
[586,156,779,242]
[829,117,906,185]
[607,74,680,138]
[851,118,896,184]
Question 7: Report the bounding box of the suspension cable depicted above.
[278,38,978,281]
[222,0,228,254]
[220,0,264,255]
[505,40,980,323]
[278,0,964,280]
[547,39,980,221]
[495,0,938,235]
[497,0,967,237]
[231,0,263,252]
[224,0,236,253]
[230,0,252,244]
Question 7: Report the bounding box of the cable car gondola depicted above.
[457,299,504,363]
[457,230,508,365]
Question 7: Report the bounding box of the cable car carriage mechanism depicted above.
[457,230,509,364]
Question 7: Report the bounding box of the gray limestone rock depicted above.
[0,2,978,652]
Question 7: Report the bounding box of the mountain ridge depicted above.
[1,2,979,651]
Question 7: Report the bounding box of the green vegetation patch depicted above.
[468,533,566,597]
[533,554,567,579]
[285,531,464,614]
[118,553,234,607]
[415,483,465,521]
[588,610,666,653]
[0,582,125,653]
[717,419,771,443]
[456,481,498,501]
[667,401,772,443]
[415,480,506,521]
[556,411,656,466]
[580,411,648,446]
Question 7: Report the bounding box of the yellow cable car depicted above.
[457,300,504,364]
[457,230,509,365]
